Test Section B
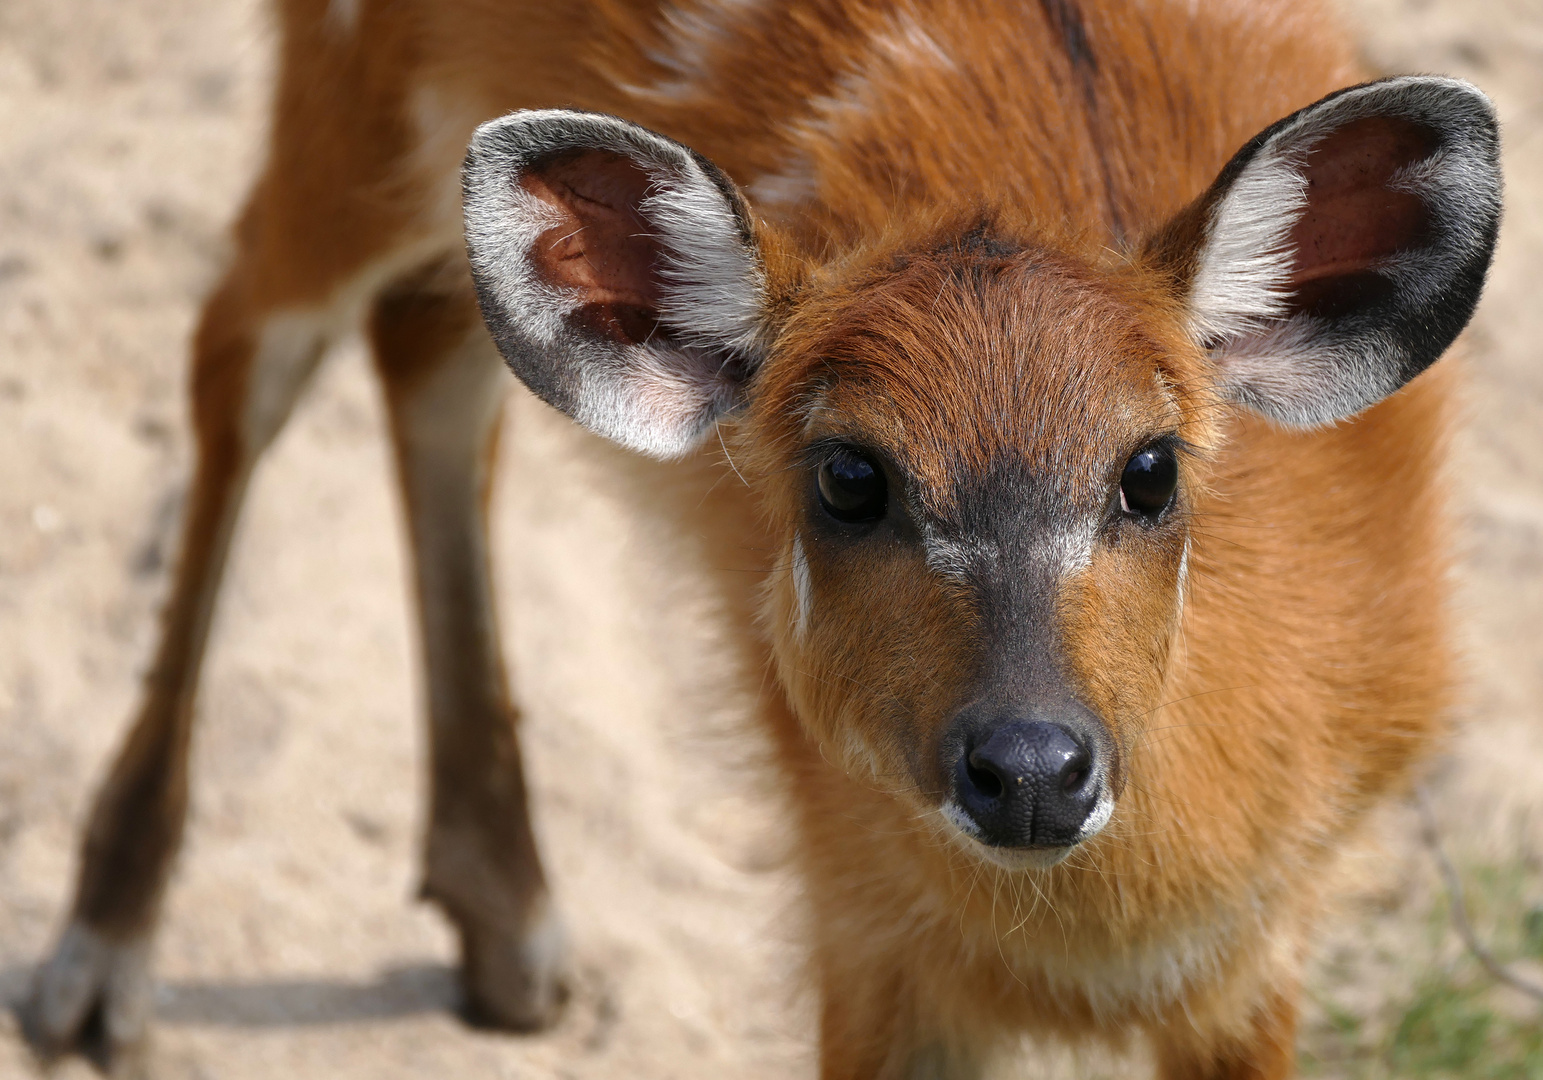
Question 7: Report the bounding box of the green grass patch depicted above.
[1300,854,1543,1079]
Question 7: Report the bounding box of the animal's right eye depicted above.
[817,447,887,524]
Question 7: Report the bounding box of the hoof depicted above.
[25,922,153,1076]
[456,901,569,1031]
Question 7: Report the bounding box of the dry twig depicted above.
[1415,784,1543,1004]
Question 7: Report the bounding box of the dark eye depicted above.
[1119,443,1178,517]
[817,447,887,524]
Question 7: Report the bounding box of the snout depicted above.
[945,718,1110,851]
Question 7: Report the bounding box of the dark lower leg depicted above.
[372,273,561,1028]
[71,455,251,939]
[32,280,326,1061]
[412,464,560,1027]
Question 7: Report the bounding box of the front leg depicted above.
[28,273,328,1073]
[370,269,565,1030]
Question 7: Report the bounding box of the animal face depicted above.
[747,226,1211,864]
[461,76,1499,869]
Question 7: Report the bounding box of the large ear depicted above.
[1146,76,1501,425]
[462,110,767,458]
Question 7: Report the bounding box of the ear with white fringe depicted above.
[1147,76,1501,425]
[462,110,766,459]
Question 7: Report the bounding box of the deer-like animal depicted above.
[31,0,1500,1076]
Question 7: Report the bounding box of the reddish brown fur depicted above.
[34,0,1456,1075]
[743,207,1451,1071]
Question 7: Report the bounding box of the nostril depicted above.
[1058,749,1092,794]
[964,755,1004,800]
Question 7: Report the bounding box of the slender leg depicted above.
[26,267,330,1069]
[28,1,497,1066]
[1150,988,1299,1080]
[369,263,564,1029]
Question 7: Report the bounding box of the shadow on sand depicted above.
[2,960,462,1033]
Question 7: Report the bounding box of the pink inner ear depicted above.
[520,149,665,345]
[1288,116,1439,317]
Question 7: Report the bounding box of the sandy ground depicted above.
[0,1,1538,1078]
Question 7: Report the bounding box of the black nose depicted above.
[953,721,1100,848]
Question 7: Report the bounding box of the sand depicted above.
[0,0,1539,1076]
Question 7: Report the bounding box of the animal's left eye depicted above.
[1119,443,1178,517]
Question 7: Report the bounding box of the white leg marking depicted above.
[244,312,329,454]
[32,922,152,1048]
[395,325,509,458]
[514,893,569,1011]
[242,236,464,455]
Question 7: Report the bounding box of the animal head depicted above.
[462,77,1499,869]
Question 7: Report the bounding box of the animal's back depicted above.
[318,0,1363,236]
[589,0,1364,244]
